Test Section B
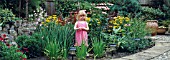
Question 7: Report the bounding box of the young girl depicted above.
[74,10,89,46]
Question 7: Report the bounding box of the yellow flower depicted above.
[48,16,52,19]
[114,26,119,29]
[108,30,111,32]
[116,24,120,26]
[55,20,59,23]
[109,21,113,23]
[53,15,57,17]
[120,21,123,24]
[46,19,50,23]
[113,22,117,25]
[113,17,117,19]
[125,17,130,22]
[96,19,99,21]
[114,19,119,22]
[97,22,101,24]
[109,26,113,28]
[85,17,91,22]
[119,17,124,21]
[117,16,121,18]
[41,22,45,24]
[53,17,57,19]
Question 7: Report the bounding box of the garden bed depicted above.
[27,42,155,60]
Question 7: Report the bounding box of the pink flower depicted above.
[0,37,4,41]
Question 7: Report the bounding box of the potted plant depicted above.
[157,20,170,34]
[157,26,167,34]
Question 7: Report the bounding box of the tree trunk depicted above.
[19,0,21,18]
[26,0,28,19]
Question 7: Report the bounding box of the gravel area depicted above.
[150,34,170,60]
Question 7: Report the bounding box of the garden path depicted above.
[111,33,170,60]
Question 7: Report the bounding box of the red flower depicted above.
[22,58,27,60]
[2,34,6,38]
[18,46,20,48]
[6,43,10,46]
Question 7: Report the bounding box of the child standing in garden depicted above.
[74,10,89,46]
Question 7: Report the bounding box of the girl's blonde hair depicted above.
[77,10,87,20]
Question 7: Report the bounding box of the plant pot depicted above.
[157,28,167,34]
[146,20,158,36]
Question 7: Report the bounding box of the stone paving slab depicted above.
[111,35,170,60]
[110,58,129,60]
[122,54,151,60]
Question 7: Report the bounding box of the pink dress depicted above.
[75,21,88,46]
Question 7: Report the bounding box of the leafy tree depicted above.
[0,0,44,18]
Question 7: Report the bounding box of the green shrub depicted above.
[0,41,27,60]
[92,37,105,58]
[109,0,141,17]
[118,38,154,52]
[116,18,154,52]
[38,22,75,59]
[44,41,60,60]
[15,34,42,58]
[140,7,165,20]
[76,42,87,60]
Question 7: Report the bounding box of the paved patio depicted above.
[111,33,170,60]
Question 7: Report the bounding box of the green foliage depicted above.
[109,0,141,17]
[116,18,153,52]
[140,7,165,20]
[162,4,170,19]
[0,8,16,23]
[118,38,154,52]
[150,0,165,8]
[0,41,27,60]
[125,18,150,39]
[15,34,43,58]
[92,37,105,58]
[76,43,87,60]
[88,14,108,40]
[38,22,75,59]
[159,20,170,27]
[54,1,96,17]
[0,0,43,17]
[44,41,60,60]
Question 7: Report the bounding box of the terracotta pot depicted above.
[146,20,158,36]
[157,28,167,34]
